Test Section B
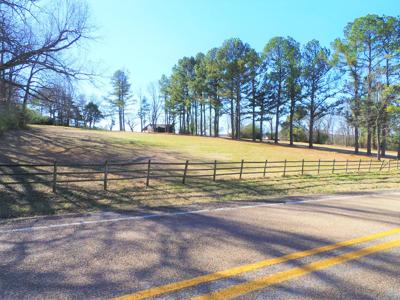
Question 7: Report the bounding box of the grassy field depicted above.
[0,125,387,164]
[1,125,399,220]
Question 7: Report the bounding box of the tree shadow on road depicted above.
[0,200,399,299]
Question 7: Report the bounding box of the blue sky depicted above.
[83,0,399,105]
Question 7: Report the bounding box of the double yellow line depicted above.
[114,227,400,300]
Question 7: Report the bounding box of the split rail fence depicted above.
[0,158,398,193]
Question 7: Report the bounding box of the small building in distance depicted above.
[142,124,174,133]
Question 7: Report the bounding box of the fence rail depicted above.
[0,158,398,193]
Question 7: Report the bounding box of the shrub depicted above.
[240,124,262,140]
[280,126,308,142]
[0,104,20,134]
[0,105,54,135]
[25,109,53,125]
[314,130,329,144]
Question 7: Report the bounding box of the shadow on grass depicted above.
[1,170,399,219]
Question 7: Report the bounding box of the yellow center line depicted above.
[192,238,400,300]
[113,227,400,300]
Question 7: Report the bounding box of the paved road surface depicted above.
[0,190,399,299]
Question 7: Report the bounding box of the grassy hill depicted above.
[0,125,399,219]
[0,125,384,165]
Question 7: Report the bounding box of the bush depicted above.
[292,127,308,142]
[314,130,329,144]
[240,124,262,140]
[280,126,308,142]
[0,104,20,134]
[25,109,53,125]
[0,105,54,135]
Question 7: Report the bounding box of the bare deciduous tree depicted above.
[148,82,162,129]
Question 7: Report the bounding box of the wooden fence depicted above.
[0,158,398,193]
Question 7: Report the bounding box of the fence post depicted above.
[103,160,108,191]
[379,160,384,171]
[358,159,362,173]
[213,160,217,181]
[369,159,372,172]
[182,160,189,184]
[146,159,151,187]
[332,159,336,174]
[239,159,244,179]
[263,160,268,177]
[52,160,57,193]
[301,159,305,175]
[345,159,349,173]
[317,159,321,175]
[283,159,287,177]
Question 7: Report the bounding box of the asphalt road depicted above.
[0,190,399,299]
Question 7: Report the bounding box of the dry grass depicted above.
[0,125,388,165]
[1,125,399,220]
[1,171,399,219]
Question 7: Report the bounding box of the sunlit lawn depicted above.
[61,126,380,162]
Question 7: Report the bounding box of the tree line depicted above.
[158,14,400,158]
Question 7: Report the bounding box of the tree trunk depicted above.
[182,107,186,133]
[236,85,241,140]
[181,110,183,133]
[354,125,359,154]
[186,105,193,134]
[259,101,264,142]
[309,116,314,148]
[353,76,360,154]
[209,102,212,136]
[196,100,199,135]
[309,95,315,148]
[20,67,35,127]
[366,125,373,155]
[397,138,400,159]
[376,123,381,160]
[214,106,219,137]
[252,99,255,141]
[274,105,280,144]
[366,43,373,155]
[203,104,206,135]
[381,58,390,157]
[289,98,294,145]
[270,120,273,140]
[251,80,256,141]
[275,80,282,144]
[230,96,234,139]
[381,126,387,157]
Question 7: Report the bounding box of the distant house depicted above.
[142,124,174,133]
